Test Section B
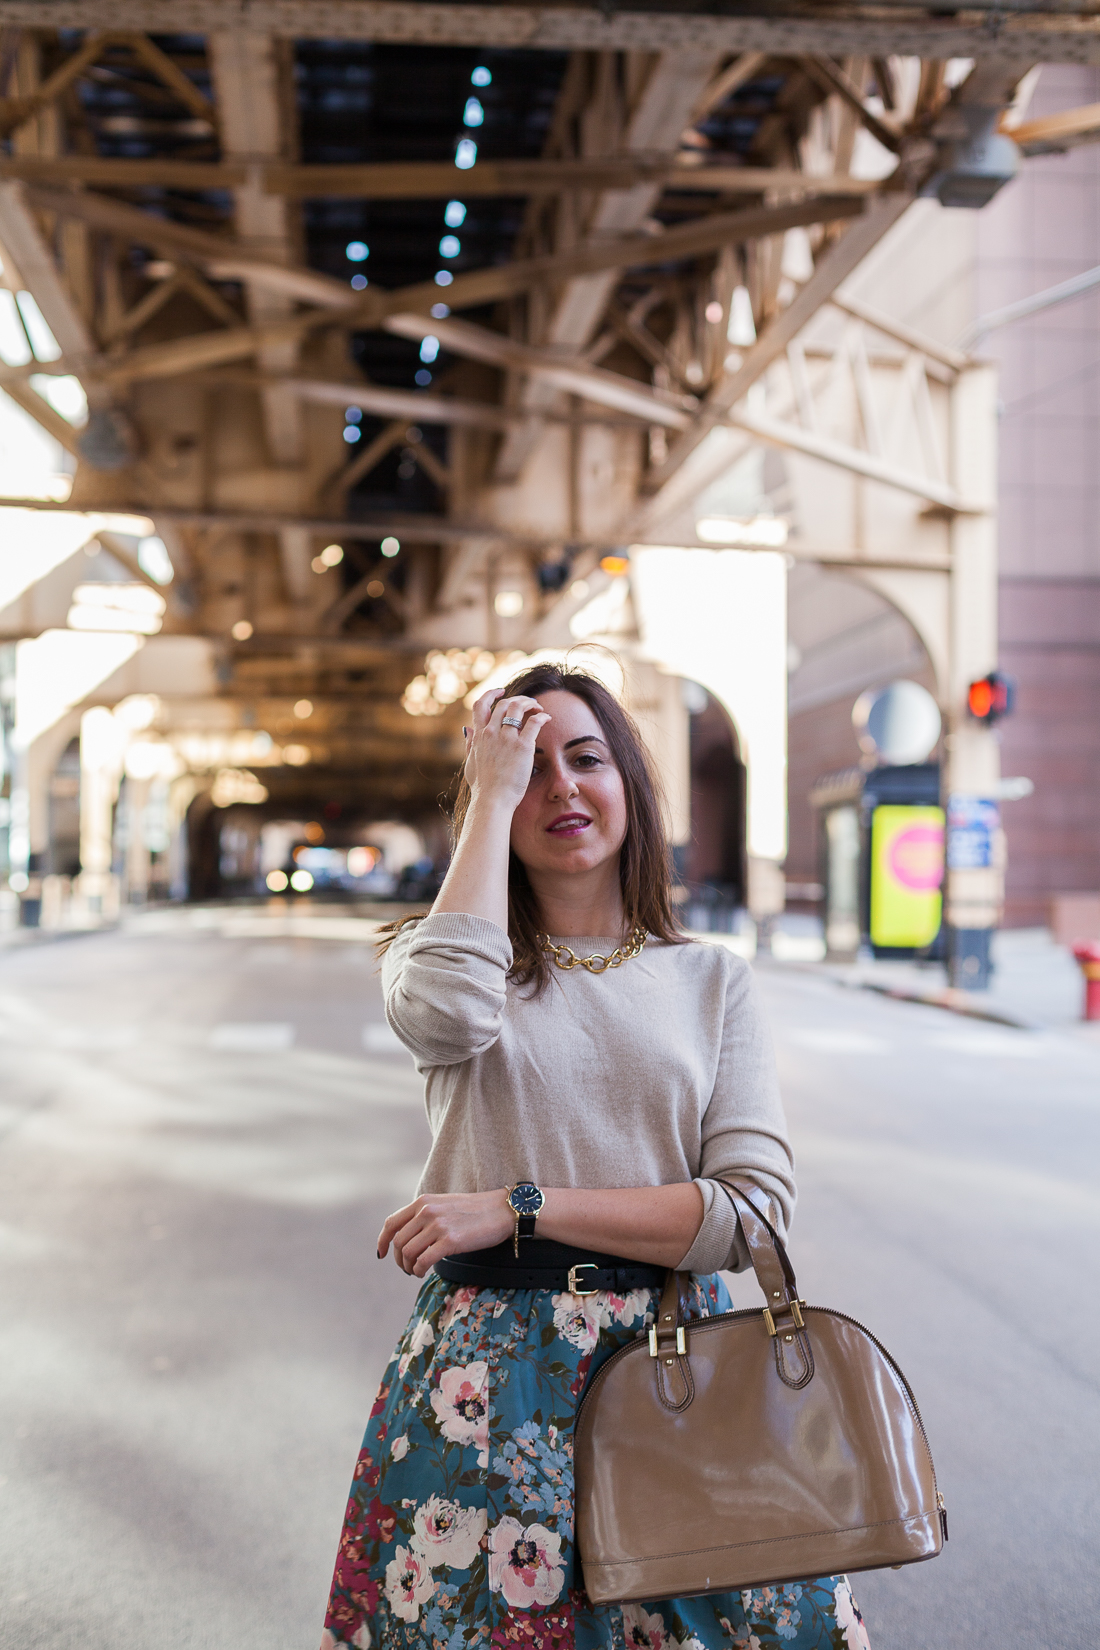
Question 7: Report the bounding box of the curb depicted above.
[763,956,1037,1030]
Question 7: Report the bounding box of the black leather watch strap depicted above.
[517,1213,538,1239]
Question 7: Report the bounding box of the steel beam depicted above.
[0,5,1095,64]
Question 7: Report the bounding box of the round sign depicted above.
[853,680,942,765]
[887,823,944,891]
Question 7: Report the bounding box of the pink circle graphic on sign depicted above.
[887,825,944,892]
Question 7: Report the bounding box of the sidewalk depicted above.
[775,925,1089,1032]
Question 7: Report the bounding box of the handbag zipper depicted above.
[577,1303,947,1538]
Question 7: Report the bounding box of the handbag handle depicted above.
[652,1179,813,1396]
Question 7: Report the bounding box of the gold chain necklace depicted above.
[537,925,648,975]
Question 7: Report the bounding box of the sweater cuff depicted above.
[678,1177,751,1275]
[405,911,513,967]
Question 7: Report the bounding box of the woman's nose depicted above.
[546,763,579,801]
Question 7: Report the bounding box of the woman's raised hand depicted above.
[462,691,551,814]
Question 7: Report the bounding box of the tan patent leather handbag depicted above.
[574,1181,946,1605]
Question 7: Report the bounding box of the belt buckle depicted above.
[567,1263,599,1297]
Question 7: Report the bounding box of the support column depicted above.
[945,362,1001,988]
[77,706,123,921]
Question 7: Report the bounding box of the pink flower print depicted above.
[428,1361,491,1465]
[439,1286,477,1333]
[488,1516,565,1609]
[391,1434,409,1461]
[622,1602,669,1650]
[834,1580,871,1650]
[611,1287,653,1327]
[551,1291,602,1351]
[411,1494,487,1569]
[383,1543,435,1622]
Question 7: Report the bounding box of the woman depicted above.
[321,663,871,1650]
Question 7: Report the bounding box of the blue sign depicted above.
[947,796,1000,870]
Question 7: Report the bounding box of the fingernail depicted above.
[376,1248,383,1259]
[462,726,469,737]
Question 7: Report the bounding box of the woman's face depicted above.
[508,690,628,882]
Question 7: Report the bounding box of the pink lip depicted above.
[547,813,591,836]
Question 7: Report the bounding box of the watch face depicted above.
[509,1182,544,1216]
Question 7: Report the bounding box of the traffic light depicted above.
[966,671,1015,724]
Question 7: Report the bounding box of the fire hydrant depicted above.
[1072,943,1100,1021]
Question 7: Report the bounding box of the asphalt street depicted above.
[1,907,1097,1649]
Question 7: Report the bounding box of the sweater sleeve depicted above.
[677,955,796,1275]
[381,910,513,1068]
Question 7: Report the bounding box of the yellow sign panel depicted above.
[869,805,945,949]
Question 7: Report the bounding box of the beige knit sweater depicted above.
[382,912,795,1275]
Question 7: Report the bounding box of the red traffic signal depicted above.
[967,671,1015,723]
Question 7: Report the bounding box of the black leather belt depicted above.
[434,1239,666,1296]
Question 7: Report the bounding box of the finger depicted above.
[412,1236,458,1279]
[391,1212,428,1272]
[385,1208,421,1259]
[492,695,543,725]
[400,1226,440,1272]
[379,1200,419,1249]
[518,711,552,739]
[474,690,499,728]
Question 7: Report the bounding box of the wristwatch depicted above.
[507,1181,545,1257]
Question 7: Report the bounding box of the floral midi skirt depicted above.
[322,1271,872,1650]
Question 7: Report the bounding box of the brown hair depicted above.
[378,662,686,991]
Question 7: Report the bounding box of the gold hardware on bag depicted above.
[762,1298,805,1336]
[568,1264,598,1296]
[648,1324,687,1357]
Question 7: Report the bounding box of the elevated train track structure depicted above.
[0,3,1097,943]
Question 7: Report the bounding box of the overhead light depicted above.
[705,300,724,324]
[494,590,524,617]
[444,200,467,227]
[211,767,268,807]
[696,516,788,548]
[402,646,500,717]
[231,619,253,640]
[290,868,314,892]
[415,369,432,386]
[439,235,461,259]
[366,579,385,598]
[420,335,440,363]
[599,555,630,576]
[343,425,361,442]
[281,744,310,766]
[471,66,491,87]
[294,699,313,719]
[430,303,451,319]
[463,97,484,128]
[320,543,344,566]
[380,536,400,557]
[346,240,369,262]
[434,269,454,287]
[455,138,477,170]
[350,274,368,291]
[266,869,289,892]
